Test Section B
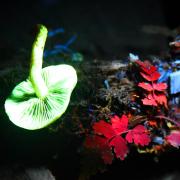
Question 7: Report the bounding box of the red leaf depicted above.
[87,115,130,161]
[84,135,113,164]
[84,135,107,149]
[142,94,157,106]
[166,130,180,148]
[141,65,157,75]
[135,60,152,70]
[135,60,146,67]
[153,93,168,109]
[101,148,114,165]
[140,71,161,81]
[153,83,167,91]
[135,60,157,75]
[126,125,151,146]
[138,82,153,91]
[109,136,128,160]
[136,60,160,81]
[93,120,116,138]
[111,115,128,134]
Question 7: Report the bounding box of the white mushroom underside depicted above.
[5,64,77,130]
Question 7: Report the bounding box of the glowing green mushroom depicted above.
[5,24,77,130]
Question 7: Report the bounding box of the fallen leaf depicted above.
[166,130,180,148]
[126,125,151,146]
[111,115,128,134]
[93,120,116,138]
[109,135,128,160]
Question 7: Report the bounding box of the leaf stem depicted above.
[107,130,129,143]
[155,115,180,127]
[29,24,48,99]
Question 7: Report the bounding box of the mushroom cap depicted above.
[5,64,77,130]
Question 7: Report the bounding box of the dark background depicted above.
[0,0,180,180]
[0,0,179,67]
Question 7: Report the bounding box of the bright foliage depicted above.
[166,130,180,148]
[126,125,151,146]
[83,59,180,166]
[136,60,168,108]
[85,115,150,163]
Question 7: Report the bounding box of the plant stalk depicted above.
[30,24,48,99]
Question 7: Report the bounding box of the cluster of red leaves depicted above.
[83,59,180,167]
[135,60,168,108]
[84,115,150,164]
[135,60,180,149]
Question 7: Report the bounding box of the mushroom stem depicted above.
[30,24,48,99]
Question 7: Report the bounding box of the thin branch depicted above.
[155,115,180,127]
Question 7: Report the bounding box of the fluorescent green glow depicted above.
[4,25,77,130]
[30,24,48,99]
